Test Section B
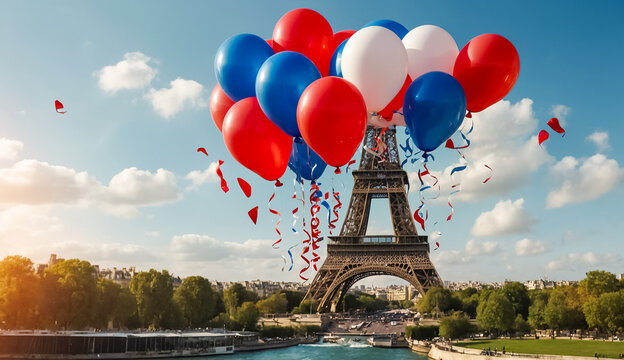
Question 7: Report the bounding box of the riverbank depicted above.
[236,336,318,352]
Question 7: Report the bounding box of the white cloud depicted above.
[0,138,24,161]
[431,250,473,267]
[586,131,610,152]
[409,99,554,203]
[185,162,219,190]
[515,238,547,256]
[145,231,160,237]
[550,104,570,125]
[96,52,157,93]
[144,78,207,118]
[546,154,624,209]
[546,252,620,271]
[0,160,181,217]
[170,234,276,262]
[50,241,158,264]
[0,206,63,240]
[471,199,537,237]
[465,239,500,256]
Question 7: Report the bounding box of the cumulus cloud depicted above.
[471,199,537,237]
[431,250,473,267]
[0,160,181,217]
[0,206,63,240]
[170,234,276,262]
[546,252,620,271]
[515,238,547,256]
[144,78,207,118]
[586,131,610,152]
[0,138,24,161]
[96,52,157,93]
[185,162,219,190]
[50,241,158,264]
[410,99,554,203]
[465,239,500,256]
[546,154,624,209]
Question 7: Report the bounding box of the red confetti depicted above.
[54,100,66,114]
[413,201,426,231]
[435,241,440,250]
[247,206,258,224]
[547,117,566,136]
[237,178,252,198]
[216,160,229,193]
[329,191,342,234]
[538,130,549,146]
[196,147,208,156]
[268,187,282,248]
[483,164,493,184]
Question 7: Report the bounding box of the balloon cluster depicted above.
[210,8,520,182]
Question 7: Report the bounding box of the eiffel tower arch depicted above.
[303,125,442,312]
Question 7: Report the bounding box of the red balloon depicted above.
[209,83,235,132]
[453,34,520,113]
[378,75,411,120]
[265,39,281,53]
[272,8,333,76]
[223,98,293,181]
[297,77,367,167]
[331,30,356,54]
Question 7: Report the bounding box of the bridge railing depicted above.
[328,235,428,245]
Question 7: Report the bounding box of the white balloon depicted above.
[402,25,459,80]
[342,26,408,112]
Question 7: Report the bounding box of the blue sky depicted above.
[0,1,623,285]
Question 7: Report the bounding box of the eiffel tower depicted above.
[303,125,442,312]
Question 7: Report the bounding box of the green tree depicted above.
[292,299,318,314]
[514,314,531,335]
[129,269,178,329]
[223,283,258,315]
[399,299,414,309]
[439,311,473,339]
[94,278,122,329]
[453,288,479,318]
[476,290,514,335]
[114,287,138,329]
[579,270,618,300]
[0,256,40,329]
[233,301,259,331]
[502,282,530,319]
[356,295,388,312]
[173,276,219,328]
[256,293,288,315]
[544,286,586,334]
[417,287,461,316]
[43,259,97,329]
[406,325,439,340]
[584,290,624,336]
[528,297,548,330]
[279,290,305,312]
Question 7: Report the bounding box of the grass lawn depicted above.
[455,339,624,359]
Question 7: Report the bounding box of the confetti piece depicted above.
[237,178,252,198]
[196,147,208,156]
[248,206,258,224]
[54,100,66,114]
[483,164,493,184]
[538,130,549,146]
[547,117,565,136]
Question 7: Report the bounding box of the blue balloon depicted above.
[403,72,467,153]
[214,34,274,102]
[363,19,409,39]
[288,140,327,181]
[256,52,321,137]
[329,39,348,77]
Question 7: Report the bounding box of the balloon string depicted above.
[291,179,300,233]
[216,160,229,193]
[269,180,283,248]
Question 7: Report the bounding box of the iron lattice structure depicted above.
[303,125,442,312]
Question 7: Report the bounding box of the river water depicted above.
[211,340,429,360]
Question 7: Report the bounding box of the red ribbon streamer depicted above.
[309,182,322,271]
[248,206,258,224]
[413,201,425,231]
[447,201,454,221]
[445,138,469,150]
[268,180,283,248]
[237,178,252,198]
[538,130,549,146]
[483,164,493,184]
[54,100,66,114]
[298,182,311,281]
[547,117,565,136]
[196,147,208,156]
[215,160,229,193]
[329,190,342,235]
[346,160,356,172]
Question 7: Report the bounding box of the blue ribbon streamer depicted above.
[450,165,467,177]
